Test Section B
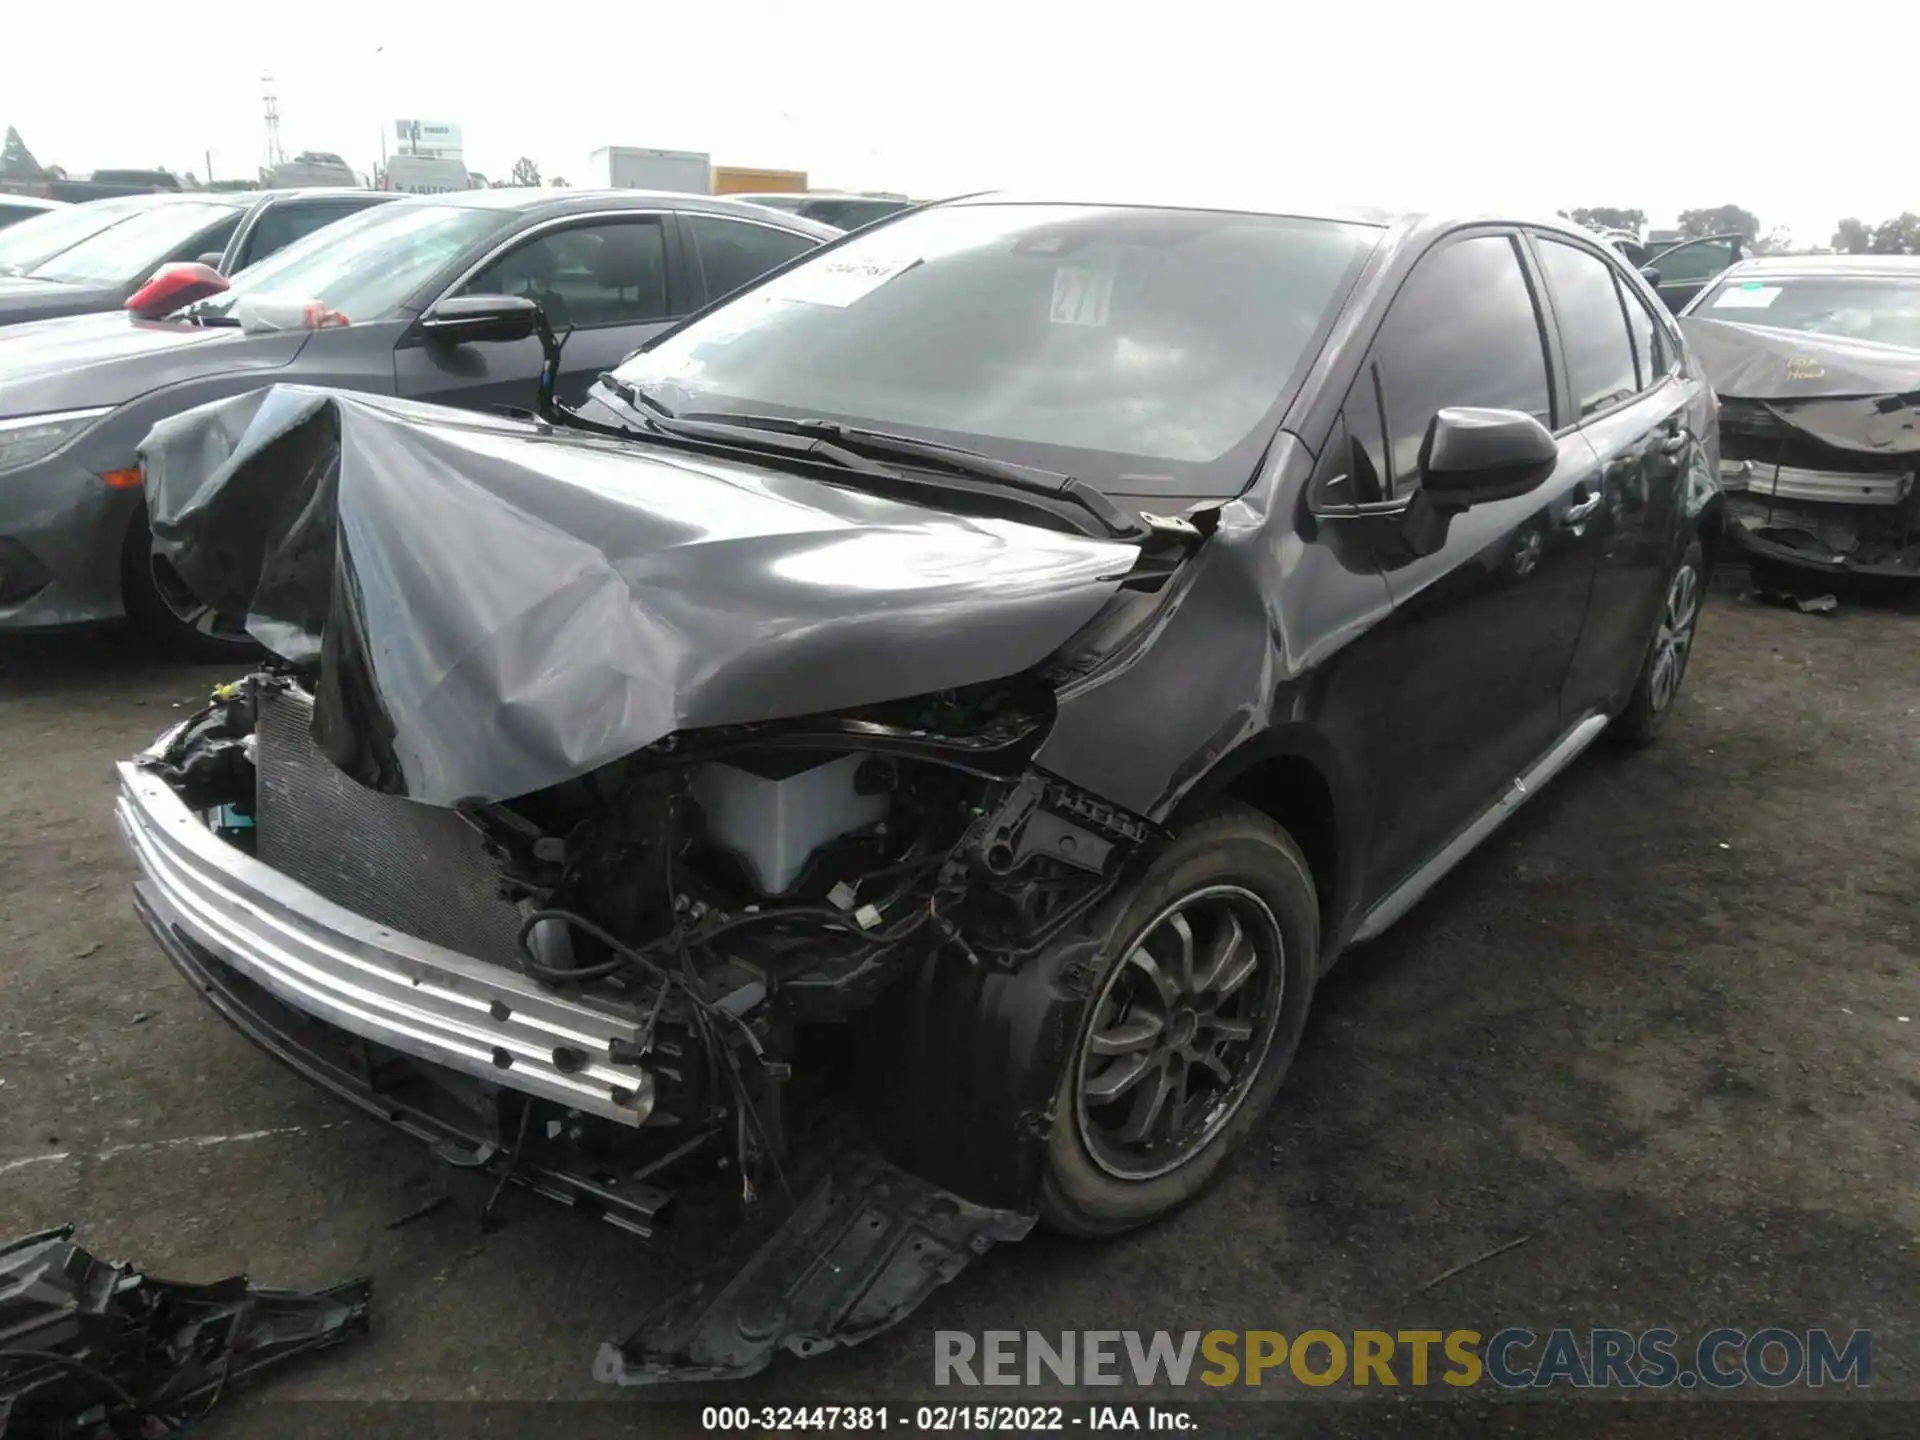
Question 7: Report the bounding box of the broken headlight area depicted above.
[131,668,1153,1368]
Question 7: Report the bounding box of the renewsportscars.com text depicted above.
[934,1328,1872,1390]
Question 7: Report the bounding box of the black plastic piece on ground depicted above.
[594,1148,1033,1385]
[0,1224,370,1438]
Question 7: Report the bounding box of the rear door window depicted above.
[1536,238,1639,418]
[684,215,819,303]
[1372,233,1553,493]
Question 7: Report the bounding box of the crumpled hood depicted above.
[139,386,1142,806]
[1681,316,1920,456]
[0,311,305,416]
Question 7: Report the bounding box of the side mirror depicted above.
[125,262,229,320]
[1419,407,1558,509]
[1639,265,1662,286]
[419,293,542,345]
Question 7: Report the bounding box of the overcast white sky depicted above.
[8,1,1912,242]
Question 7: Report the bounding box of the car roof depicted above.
[423,187,841,238]
[1719,253,1920,280]
[2,194,65,212]
[925,191,1620,253]
[739,191,906,203]
[86,191,253,212]
[248,187,399,204]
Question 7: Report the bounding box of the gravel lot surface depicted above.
[2,573,1913,1436]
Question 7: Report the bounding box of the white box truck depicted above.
[587,147,711,194]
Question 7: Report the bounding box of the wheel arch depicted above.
[1167,727,1363,968]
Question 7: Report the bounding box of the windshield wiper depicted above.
[601,386,900,478]
[598,380,1143,540]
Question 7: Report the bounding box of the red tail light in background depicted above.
[126,262,229,320]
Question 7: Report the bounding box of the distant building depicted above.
[393,120,463,161]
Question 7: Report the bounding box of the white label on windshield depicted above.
[1050,263,1114,326]
[1712,284,1781,310]
[777,255,920,307]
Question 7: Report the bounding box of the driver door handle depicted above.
[1565,488,1605,523]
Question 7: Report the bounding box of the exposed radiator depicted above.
[254,686,526,965]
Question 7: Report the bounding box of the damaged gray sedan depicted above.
[1680,254,1920,578]
[114,194,1722,1383]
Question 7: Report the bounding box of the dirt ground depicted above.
[2,570,1915,1437]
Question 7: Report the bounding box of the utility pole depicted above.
[261,72,283,173]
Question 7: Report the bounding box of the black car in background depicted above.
[120,193,1726,1380]
[0,195,63,231]
[206,189,400,275]
[0,189,837,652]
[1638,232,1747,313]
[0,190,397,328]
[730,191,917,230]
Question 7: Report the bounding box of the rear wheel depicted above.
[1615,538,1705,746]
[1039,805,1319,1237]
[120,511,261,660]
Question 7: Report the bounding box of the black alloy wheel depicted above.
[1075,884,1286,1182]
[1040,803,1319,1238]
[1616,537,1705,746]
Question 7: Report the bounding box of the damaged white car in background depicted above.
[1681,254,1920,579]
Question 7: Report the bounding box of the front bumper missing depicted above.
[1719,457,1913,507]
[1723,494,1920,578]
[117,755,1042,1381]
[114,760,657,1127]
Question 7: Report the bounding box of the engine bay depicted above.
[143,667,1152,1211]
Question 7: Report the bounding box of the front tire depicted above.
[1615,538,1705,747]
[120,511,261,661]
[1039,804,1319,1238]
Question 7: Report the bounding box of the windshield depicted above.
[1698,274,1920,350]
[0,199,146,275]
[200,202,511,322]
[27,202,237,285]
[612,202,1377,498]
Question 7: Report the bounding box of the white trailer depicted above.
[587,147,711,194]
